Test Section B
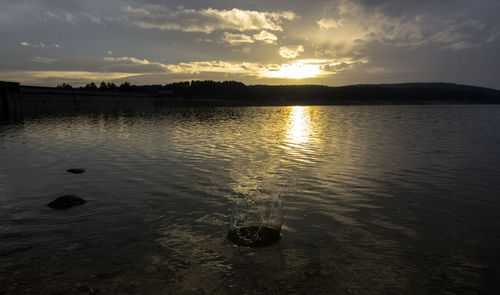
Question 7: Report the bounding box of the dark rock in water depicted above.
[228,226,281,247]
[48,195,87,209]
[66,168,86,174]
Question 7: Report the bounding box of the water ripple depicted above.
[1,106,500,293]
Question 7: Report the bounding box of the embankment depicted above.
[3,80,500,121]
[1,81,23,121]
[1,82,157,121]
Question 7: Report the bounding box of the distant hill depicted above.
[4,80,500,109]
[156,81,500,105]
[5,80,500,121]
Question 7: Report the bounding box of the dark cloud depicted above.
[0,0,499,88]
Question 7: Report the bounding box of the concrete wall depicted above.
[1,82,159,121]
[0,81,23,122]
[21,86,156,114]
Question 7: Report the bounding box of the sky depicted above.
[1,0,500,88]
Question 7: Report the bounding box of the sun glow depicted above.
[261,60,326,79]
[101,56,364,81]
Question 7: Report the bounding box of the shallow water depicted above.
[1,105,500,294]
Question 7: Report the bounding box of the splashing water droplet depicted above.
[229,184,283,247]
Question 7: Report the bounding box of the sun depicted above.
[260,60,326,79]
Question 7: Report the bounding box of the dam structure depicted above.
[1,81,23,121]
[0,81,157,122]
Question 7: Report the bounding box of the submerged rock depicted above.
[48,195,87,209]
[228,226,281,247]
[66,168,86,174]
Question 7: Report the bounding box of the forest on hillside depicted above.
[53,80,500,105]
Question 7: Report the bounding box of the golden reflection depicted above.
[286,106,312,145]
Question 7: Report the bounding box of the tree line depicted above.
[54,80,500,105]
[57,81,136,91]
[56,80,247,97]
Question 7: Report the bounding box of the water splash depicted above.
[229,184,283,247]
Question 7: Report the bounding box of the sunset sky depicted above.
[1,0,500,88]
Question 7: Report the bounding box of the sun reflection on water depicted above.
[286,106,312,145]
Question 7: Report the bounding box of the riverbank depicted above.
[2,80,500,121]
[0,81,257,122]
[1,82,155,121]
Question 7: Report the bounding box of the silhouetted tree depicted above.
[83,82,98,90]
[119,81,131,90]
[99,81,108,90]
[106,82,117,90]
[57,83,73,89]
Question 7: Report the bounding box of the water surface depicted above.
[1,105,500,294]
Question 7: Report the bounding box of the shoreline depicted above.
[2,80,500,121]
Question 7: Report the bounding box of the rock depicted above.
[48,195,87,209]
[66,168,86,174]
[228,226,281,247]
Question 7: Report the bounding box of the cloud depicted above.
[123,5,295,33]
[279,45,304,59]
[223,32,254,44]
[263,58,367,79]
[0,55,369,87]
[317,18,343,30]
[310,0,499,51]
[0,70,139,85]
[102,55,259,75]
[252,30,278,44]
[262,59,325,79]
[376,17,495,50]
[425,18,497,50]
[105,57,265,75]
[166,60,263,75]
[485,29,500,44]
[44,11,76,23]
[32,56,58,64]
[103,55,365,80]
[21,42,46,48]
[194,38,214,43]
[103,56,169,73]
[31,71,136,80]
[314,48,338,58]
[19,42,61,49]
[320,59,364,73]
[104,56,154,65]
[82,12,102,24]
[241,47,252,54]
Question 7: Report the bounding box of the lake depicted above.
[1,105,500,294]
